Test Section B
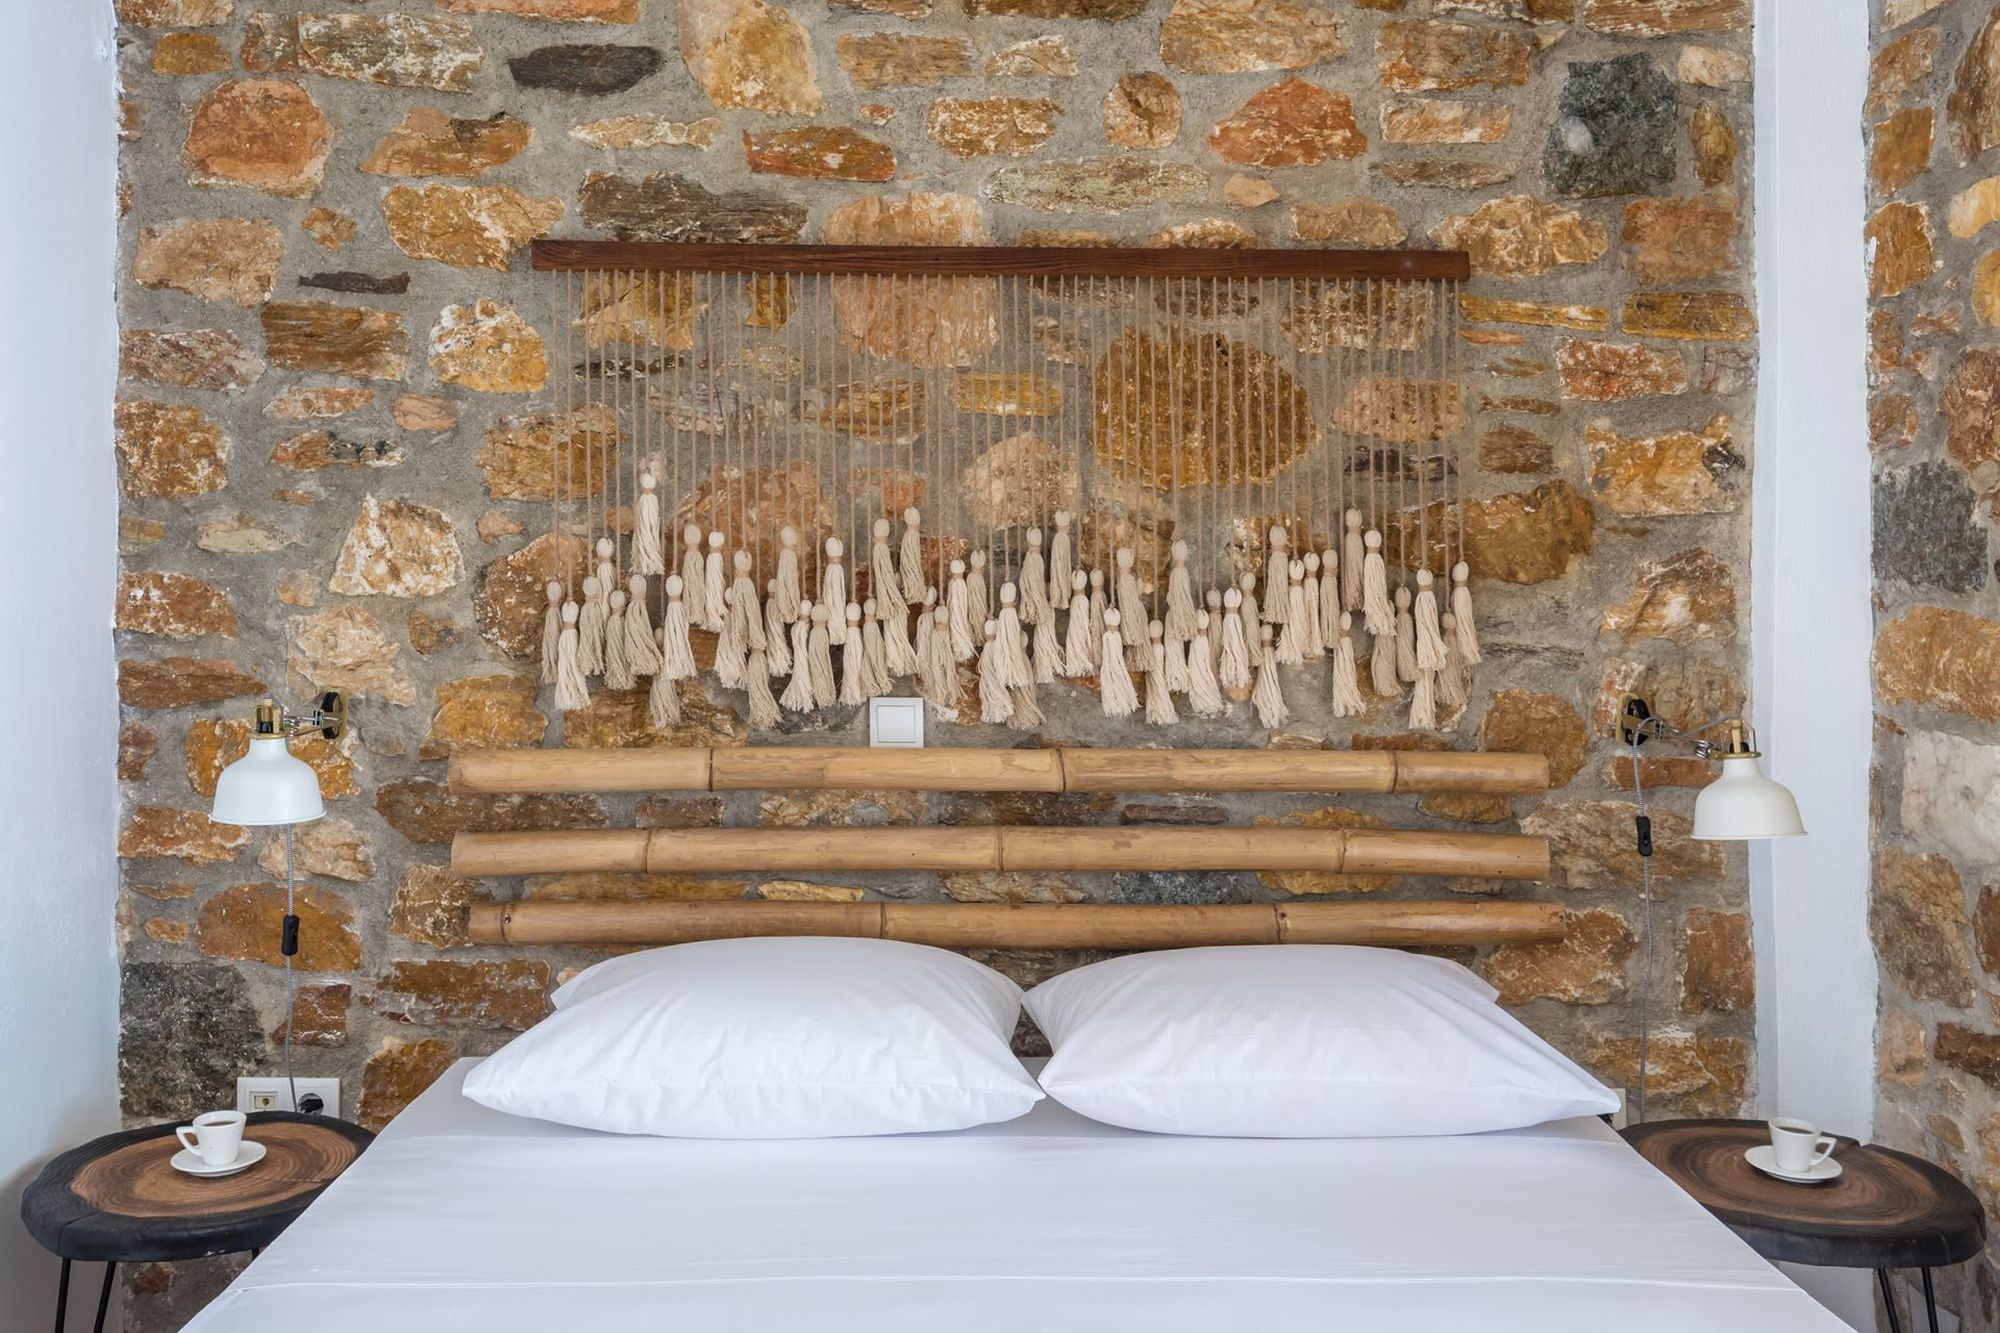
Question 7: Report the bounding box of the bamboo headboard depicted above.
[450,745,1562,951]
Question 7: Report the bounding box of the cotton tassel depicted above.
[636,469,666,576]
[1238,571,1262,636]
[1450,560,1482,664]
[1409,668,1438,732]
[1218,586,1253,693]
[779,601,816,713]
[1097,609,1138,718]
[680,525,709,629]
[967,549,991,634]
[870,519,907,623]
[1018,529,1050,626]
[554,600,590,712]
[773,526,802,624]
[946,560,975,661]
[659,574,696,680]
[899,508,928,603]
[1161,626,1190,695]
[1317,550,1340,658]
[1301,552,1326,659]
[745,646,780,729]
[1205,589,1225,671]
[1342,509,1366,613]
[731,552,765,654]
[625,576,662,678]
[861,600,890,697]
[880,586,920,678]
[1263,527,1290,625]
[1163,540,1198,642]
[978,620,1015,725]
[1030,600,1062,684]
[702,532,727,634]
[1437,613,1469,711]
[914,590,935,671]
[821,538,848,644]
[603,589,635,691]
[1394,586,1418,683]
[1009,679,1044,731]
[1186,611,1225,718]
[645,662,682,729]
[1276,560,1309,666]
[1329,613,1367,718]
[1062,570,1095,677]
[763,580,791,677]
[920,604,960,717]
[1114,549,1146,668]
[806,603,836,707]
[1145,621,1179,726]
[539,580,563,684]
[576,574,607,677]
[1087,569,1107,657]
[1370,616,1402,701]
[996,583,1033,689]
[839,604,867,706]
[1414,568,1447,672]
[711,589,747,691]
[1047,510,1074,611]
[1252,625,1289,729]
[1361,529,1391,635]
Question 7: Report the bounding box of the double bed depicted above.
[185,1060,1848,1331]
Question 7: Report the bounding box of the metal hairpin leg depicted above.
[52,1257,69,1333]
[1879,1268,1904,1333]
[91,1262,116,1333]
[51,1258,118,1333]
[1923,1268,1941,1333]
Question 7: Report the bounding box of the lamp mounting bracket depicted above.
[257,692,348,743]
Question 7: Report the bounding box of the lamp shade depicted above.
[1691,753,1805,841]
[211,736,326,827]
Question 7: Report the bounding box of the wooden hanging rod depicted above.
[530,240,1472,281]
[447,746,1549,797]
[467,899,1565,949]
[449,826,1549,881]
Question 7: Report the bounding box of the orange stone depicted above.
[183,79,330,198]
[1587,415,1741,515]
[677,0,822,114]
[1682,908,1753,1012]
[1460,295,1608,331]
[119,723,158,783]
[1438,196,1607,277]
[429,300,547,392]
[394,394,458,432]
[1479,690,1588,787]
[420,674,546,759]
[329,495,466,599]
[119,806,251,865]
[1256,806,1399,896]
[1601,548,1736,644]
[477,407,617,501]
[1875,607,2000,723]
[115,401,230,498]
[475,534,591,660]
[361,108,533,178]
[1381,98,1510,144]
[389,865,479,948]
[119,0,234,23]
[562,685,747,749]
[273,984,350,1048]
[359,1038,457,1131]
[302,206,355,251]
[382,184,562,270]
[1387,479,1597,586]
[570,115,720,149]
[1160,0,1344,74]
[823,194,995,366]
[132,217,284,307]
[1293,199,1404,246]
[117,572,237,639]
[1104,72,1182,149]
[437,0,636,18]
[1481,909,1634,1005]
[835,33,969,89]
[375,778,606,845]
[261,302,408,380]
[265,386,375,421]
[1691,101,1737,186]
[1870,30,1937,117]
[1586,1032,1747,1117]
[287,605,416,703]
[1210,77,1365,168]
[1621,291,1756,341]
[744,126,896,179]
[269,428,405,472]
[1579,0,1748,35]
[375,959,550,1031]
[255,817,375,882]
[925,98,1060,159]
[118,657,265,709]
[1523,800,1723,889]
[1867,202,1937,299]
[1376,19,1531,92]
[154,32,231,75]
[1558,339,1689,401]
[1621,193,1741,282]
[1092,329,1314,486]
[121,327,264,393]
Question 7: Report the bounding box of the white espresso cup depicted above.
[176,1110,247,1167]
[1768,1117,1837,1174]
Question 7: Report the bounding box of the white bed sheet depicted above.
[187,1059,1847,1332]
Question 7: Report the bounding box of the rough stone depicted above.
[132,217,284,307]
[1940,348,2000,471]
[120,962,264,1120]
[1871,30,1938,116]
[420,674,546,759]
[1867,202,1937,299]
[1387,479,1598,585]
[1480,425,1553,473]
[1622,291,1754,341]
[835,33,969,89]
[986,159,1207,214]
[940,872,1087,904]
[117,572,236,640]
[1479,689,1589,787]
[1293,199,1404,246]
[956,373,1064,417]
[1160,0,1344,75]
[115,401,230,498]
[475,534,591,660]
[266,386,374,420]
[395,394,458,433]
[1210,78,1365,169]
[183,79,330,198]
[1936,1024,2000,1089]
[1579,0,1748,35]
[1093,330,1313,486]
[1522,800,1723,888]
[383,184,562,272]
[121,328,263,393]
[1377,19,1531,92]
[1873,463,1989,594]
[362,110,533,179]
[1691,101,1738,186]
[677,0,821,114]
[408,612,464,656]
[261,302,407,380]
[1872,107,1933,197]
[1559,338,1689,400]
[1621,193,1741,281]
[301,207,355,250]
[1601,548,1736,644]
[1875,608,2000,723]
[1902,731,2000,865]
[438,0,636,18]
[509,43,664,94]
[1436,196,1608,277]
[329,496,465,599]
[963,0,1144,14]
[1587,1032,1746,1117]
[358,1037,456,1131]
[562,684,747,748]
[155,32,232,76]
[285,609,414,709]
[1879,1008,1927,1089]
[273,983,350,1047]
[286,14,484,91]
[571,115,720,149]
[477,408,616,503]
[1224,174,1279,208]
[270,428,403,472]
[1951,6,2000,162]
[376,959,550,1031]
[985,36,1076,79]
[119,723,158,784]
[120,0,235,24]
[745,125,896,178]
[389,865,478,948]
[375,778,607,844]
[1544,55,1676,198]
[1383,99,1511,145]
[257,814,372,881]
[1461,296,1608,332]
[1873,845,1976,1007]
[429,301,547,393]
[918,98,1055,159]
[1481,909,1634,1005]
[577,171,807,242]
[185,717,358,800]
[821,194,995,365]
[119,806,251,865]
[1587,415,1741,515]
[118,657,265,710]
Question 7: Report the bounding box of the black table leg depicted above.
[92,1262,116,1333]
[1879,1268,1905,1333]
[52,1257,70,1333]
[1922,1268,1940,1333]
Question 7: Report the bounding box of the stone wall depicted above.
[111,0,1756,1323]
[1869,1,2000,1326]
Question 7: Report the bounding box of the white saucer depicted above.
[1745,1144,1841,1184]
[170,1140,266,1178]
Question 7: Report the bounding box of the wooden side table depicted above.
[20,1112,373,1333]
[1623,1118,1986,1333]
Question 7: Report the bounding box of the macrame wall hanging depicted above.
[531,240,1476,736]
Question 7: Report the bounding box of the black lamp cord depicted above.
[282,822,299,1114]
[1630,735,1655,1127]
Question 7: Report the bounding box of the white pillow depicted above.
[464,936,1044,1138]
[1026,945,1617,1138]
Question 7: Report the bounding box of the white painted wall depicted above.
[1753,1,1877,1326]
[0,0,124,1321]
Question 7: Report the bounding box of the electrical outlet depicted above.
[236,1076,340,1119]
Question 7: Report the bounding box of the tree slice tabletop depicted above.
[21,1113,373,1264]
[1621,1118,1986,1270]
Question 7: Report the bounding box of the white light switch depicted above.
[869,697,925,747]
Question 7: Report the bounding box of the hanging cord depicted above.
[281,821,298,1112]
[1629,729,1656,1126]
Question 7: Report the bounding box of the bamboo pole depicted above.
[446,745,1550,797]
[465,899,1567,949]
[450,826,1549,881]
